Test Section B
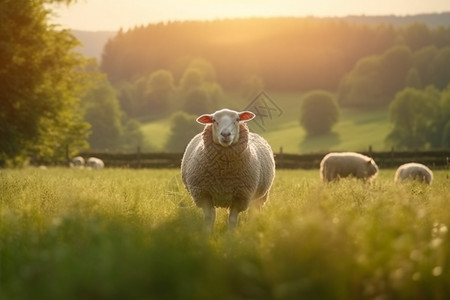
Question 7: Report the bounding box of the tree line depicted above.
[101,19,450,92]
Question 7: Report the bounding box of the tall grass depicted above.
[1,168,449,299]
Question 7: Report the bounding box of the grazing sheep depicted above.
[87,157,104,170]
[71,156,85,169]
[320,152,378,182]
[394,162,433,184]
[181,108,275,231]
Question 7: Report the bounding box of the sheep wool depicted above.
[395,162,433,184]
[320,152,378,182]
[87,157,104,170]
[181,109,275,231]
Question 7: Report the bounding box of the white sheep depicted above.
[71,156,85,169]
[394,162,433,184]
[320,152,379,182]
[181,108,275,231]
[87,157,104,170]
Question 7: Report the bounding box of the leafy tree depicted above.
[434,85,450,148]
[82,78,123,150]
[117,119,146,152]
[430,47,450,89]
[165,111,200,152]
[404,68,422,89]
[0,0,92,166]
[400,23,432,51]
[178,59,223,114]
[338,46,413,108]
[182,88,213,115]
[144,69,175,114]
[300,91,339,136]
[386,87,438,150]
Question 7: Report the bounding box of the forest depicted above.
[101,18,450,93]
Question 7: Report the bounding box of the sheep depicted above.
[320,152,378,182]
[181,108,275,231]
[87,157,104,170]
[394,162,433,184]
[71,156,85,169]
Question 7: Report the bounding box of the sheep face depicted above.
[197,109,255,147]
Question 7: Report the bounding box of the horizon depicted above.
[51,0,450,32]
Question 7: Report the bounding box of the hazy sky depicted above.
[51,0,450,31]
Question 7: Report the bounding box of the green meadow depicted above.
[140,92,391,154]
[1,168,449,299]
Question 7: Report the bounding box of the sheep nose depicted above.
[221,132,231,138]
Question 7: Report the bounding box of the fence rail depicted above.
[79,149,450,170]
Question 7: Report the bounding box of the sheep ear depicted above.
[367,159,372,164]
[239,111,255,122]
[196,114,214,125]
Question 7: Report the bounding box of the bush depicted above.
[300,90,340,136]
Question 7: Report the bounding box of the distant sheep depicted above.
[87,157,104,170]
[71,156,85,169]
[394,162,433,184]
[181,108,275,231]
[320,152,379,182]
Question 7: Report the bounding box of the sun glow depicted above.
[52,0,450,31]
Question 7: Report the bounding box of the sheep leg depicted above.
[202,204,216,233]
[228,206,240,230]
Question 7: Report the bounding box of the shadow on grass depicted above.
[299,132,341,153]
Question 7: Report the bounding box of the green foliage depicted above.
[0,0,92,165]
[178,59,223,115]
[340,44,450,109]
[116,119,145,152]
[405,68,422,88]
[117,69,175,118]
[100,18,401,90]
[82,77,123,150]
[1,168,449,299]
[300,90,340,136]
[338,46,413,108]
[386,87,439,150]
[164,111,200,152]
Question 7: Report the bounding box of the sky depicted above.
[51,0,450,32]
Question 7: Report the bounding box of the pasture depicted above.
[140,92,391,154]
[1,167,449,299]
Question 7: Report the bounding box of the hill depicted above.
[72,30,116,60]
[72,13,450,63]
[140,92,391,154]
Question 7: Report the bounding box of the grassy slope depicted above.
[1,168,449,299]
[140,91,391,154]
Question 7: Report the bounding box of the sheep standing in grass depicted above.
[181,108,275,231]
[71,156,85,169]
[87,157,104,170]
[395,162,433,184]
[320,152,378,182]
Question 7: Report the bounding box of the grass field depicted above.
[1,167,449,299]
[140,91,391,154]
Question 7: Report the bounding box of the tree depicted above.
[143,69,175,114]
[82,78,123,150]
[0,0,92,165]
[300,90,339,136]
[386,87,438,150]
[164,111,200,152]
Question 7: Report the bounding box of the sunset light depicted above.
[52,0,450,31]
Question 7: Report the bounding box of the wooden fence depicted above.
[79,149,450,170]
